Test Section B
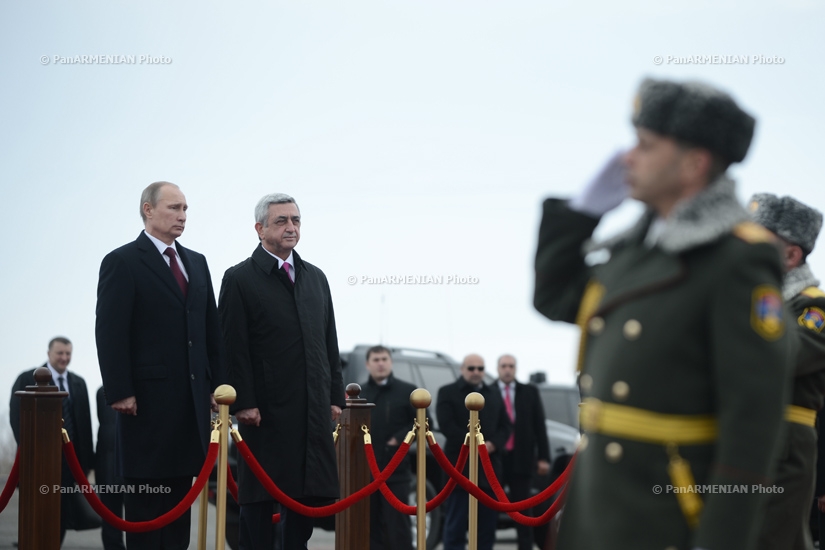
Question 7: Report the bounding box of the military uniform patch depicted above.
[751,285,784,340]
[798,307,825,332]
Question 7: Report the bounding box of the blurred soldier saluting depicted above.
[534,78,790,550]
[750,194,825,550]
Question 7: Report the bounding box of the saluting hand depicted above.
[112,396,137,416]
[568,150,629,217]
[237,408,261,427]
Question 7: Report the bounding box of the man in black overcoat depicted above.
[437,353,511,550]
[495,354,551,550]
[360,345,418,550]
[219,193,345,550]
[10,336,94,545]
[96,181,224,550]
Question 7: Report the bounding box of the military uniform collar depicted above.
[589,175,749,255]
[783,263,821,300]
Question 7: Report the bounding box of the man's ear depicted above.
[786,243,805,270]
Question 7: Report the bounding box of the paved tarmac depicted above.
[0,476,521,549]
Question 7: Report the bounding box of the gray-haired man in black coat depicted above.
[219,193,345,550]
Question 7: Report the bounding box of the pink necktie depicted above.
[504,384,515,451]
[282,262,294,285]
[164,248,188,298]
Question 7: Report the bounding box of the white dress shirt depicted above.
[144,230,189,281]
[497,380,516,421]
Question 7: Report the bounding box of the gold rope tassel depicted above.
[666,444,702,529]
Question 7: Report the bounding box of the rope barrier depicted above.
[63,437,219,532]
[0,450,20,514]
[363,441,467,515]
[478,443,572,526]
[428,437,569,513]
[235,434,410,518]
[226,463,238,502]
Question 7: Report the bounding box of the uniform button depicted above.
[578,434,589,452]
[623,319,642,340]
[612,381,630,401]
[605,442,623,462]
[191,374,195,380]
[588,316,605,335]
[580,374,593,391]
[188,340,193,347]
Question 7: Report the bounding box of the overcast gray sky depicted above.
[1,0,823,442]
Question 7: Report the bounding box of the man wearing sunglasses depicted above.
[436,354,511,550]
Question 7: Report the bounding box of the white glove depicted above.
[568,151,629,217]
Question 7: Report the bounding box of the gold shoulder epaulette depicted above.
[802,287,825,299]
[732,222,776,244]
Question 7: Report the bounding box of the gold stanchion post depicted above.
[465,392,485,550]
[214,384,236,550]
[197,482,209,550]
[410,389,432,550]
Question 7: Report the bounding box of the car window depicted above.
[390,361,417,387]
[416,363,459,430]
[540,388,578,429]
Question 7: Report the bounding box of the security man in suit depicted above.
[96,181,224,550]
[360,345,418,550]
[534,78,791,550]
[750,194,825,550]
[495,354,550,550]
[437,354,511,550]
[10,336,94,545]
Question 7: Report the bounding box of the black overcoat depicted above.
[10,366,94,474]
[219,245,345,503]
[95,231,224,478]
[498,380,551,476]
[436,378,511,489]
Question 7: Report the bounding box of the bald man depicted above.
[436,354,511,550]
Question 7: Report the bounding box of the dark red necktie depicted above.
[164,247,188,297]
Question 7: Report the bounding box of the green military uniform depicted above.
[534,79,791,550]
[750,195,825,550]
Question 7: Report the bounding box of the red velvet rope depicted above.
[235,438,409,518]
[428,439,570,513]
[226,463,238,502]
[63,439,218,532]
[364,442,468,515]
[478,443,572,526]
[0,450,20,514]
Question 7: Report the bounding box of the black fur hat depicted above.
[632,78,756,163]
[749,193,823,253]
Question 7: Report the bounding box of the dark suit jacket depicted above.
[9,366,94,474]
[219,245,345,503]
[95,231,224,478]
[436,377,511,489]
[496,380,551,476]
